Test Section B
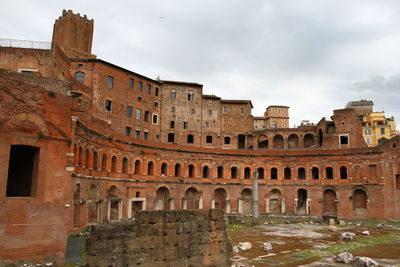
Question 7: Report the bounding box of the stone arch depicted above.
[240,188,252,215]
[323,189,337,218]
[297,189,307,215]
[269,189,282,214]
[185,187,200,209]
[288,134,299,148]
[188,164,195,177]
[258,135,269,150]
[214,188,227,212]
[304,134,315,148]
[353,188,368,218]
[273,134,284,149]
[107,185,118,198]
[156,186,170,210]
[17,54,39,70]
[5,113,49,135]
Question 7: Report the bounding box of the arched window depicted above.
[231,167,237,179]
[188,164,195,177]
[217,166,223,178]
[175,164,181,177]
[111,156,117,172]
[122,157,128,174]
[202,166,209,178]
[75,71,85,83]
[284,167,291,179]
[340,166,347,179]
[171,90,176,99]
[312,167,319,179]
[161,163,167,176]
[257,167,264,179]
[244,167,251,179]
[148,161,154,175]
[188,92,194,101]
[298,167,305,179]
[78,147,82,166]
[271,168,278,179]
[93,152,98,169]
[101,154,107,171]
[85,149,90,168]
[134,160,141,174]
[326,167,333,179]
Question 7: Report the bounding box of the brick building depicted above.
[1,10,400,263]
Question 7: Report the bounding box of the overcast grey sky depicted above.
[2,1,400,128]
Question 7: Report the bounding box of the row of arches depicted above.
[75,147,361,181]
[239,133,317,150]
[74,181,369,226]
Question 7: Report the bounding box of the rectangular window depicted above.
[129,78,134,89]
[340,135,349,145]
[365,128,371,135]
[135,130,140,138]
[206,135,213,143]
[107,75,114,89]
[154,102,158,107]
[223,106,227,113]
[170,121,175,129]
[138,97,141,102]
[224,136,231,144]
[6,145,39,197]
[381,128,385,134]
[146,84,151,94]
[126,127,131,137]
[183,122,188,129]
[205,122,209,128]
[155,87,159,96]
[127,106,133,118]
[191,109,195,114]
[105,99,112,112]
[138,81,142,91]
[152,114,158,124]
[136,108,141,120]
[144,111,150,122]
[171,107,175,112]
[144,132,149,140]
[208,109,212,115]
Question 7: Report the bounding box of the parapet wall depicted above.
[85,209,232,267]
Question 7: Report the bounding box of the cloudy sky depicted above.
[2,1,400,128]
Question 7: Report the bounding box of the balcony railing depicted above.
[0,38,51,50]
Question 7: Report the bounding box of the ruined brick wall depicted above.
[85,209,231,267]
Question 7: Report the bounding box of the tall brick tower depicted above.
[51,9,94,56]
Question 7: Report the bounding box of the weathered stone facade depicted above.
[1,9,400,263]
[85,209,231,267]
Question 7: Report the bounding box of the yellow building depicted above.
[363,112,396,146]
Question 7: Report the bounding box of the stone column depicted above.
[226,200,231,213]
[281,198,286,214]
[211,198,215,209]
[170,198,174,210]
[238,199,242,214]
[265,198,270,213]
[182,198,187,210]
[252,171,259,224]
[199,196,203,209]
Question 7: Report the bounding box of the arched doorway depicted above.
[269,189,282,214]
[297,189,307,215]
[88,184,100,223]
[108,185,120,220]
[214,188,227,212]
[240,189,252,215]
[323,189,337,218]
[353,189,367,218]
[288,134,299,148]
[185,187,200,209]
[273,134,284,149]
[156,187,170,210]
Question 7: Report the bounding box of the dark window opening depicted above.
[340,135,348,145]
[326,167,333,179]
[271,168,278,179]
[168,133,175,143]
[231,167,237,179]
[217,166,223,178]
[105,100,112,112]
[312,167,319,180]
[284,167,291,179]
[298,168,306,179]
[175,164,181,177]
[202,166,209,178]
[144,111,150,122]
[155,87,159,96]
[107,75,113,88]
[224,137,231,144]
[187,134,194,144]
[257,168,264,179]
[161,163,167,176]
[340,166,347,179]
[189,165,195,177]
[146,84,151,94]
[125,127,131,137]
[129,78,134,88]
[170,121,175,129]
[244,167,251,179]
[6,145,39,197]
[206,135,212,143]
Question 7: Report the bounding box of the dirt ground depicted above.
[228,217,400,267]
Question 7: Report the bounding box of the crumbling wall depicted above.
[85,209,231,267]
